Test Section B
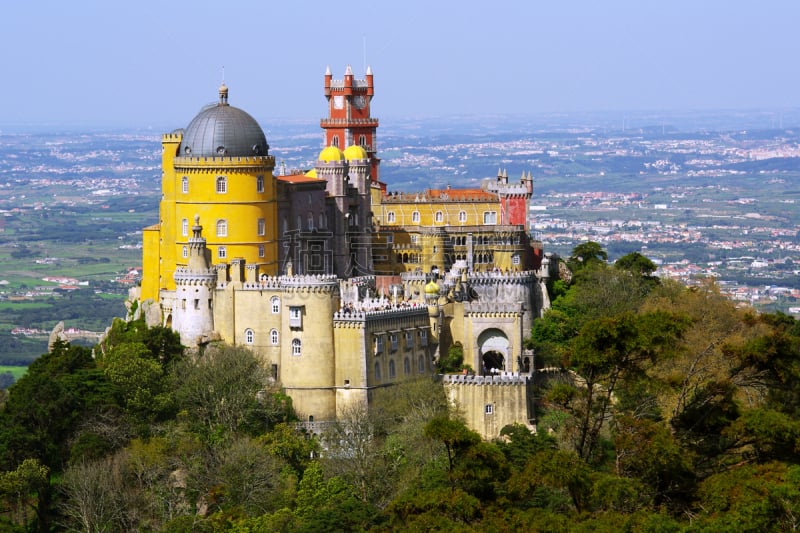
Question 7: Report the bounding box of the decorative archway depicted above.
[477,328,509,375]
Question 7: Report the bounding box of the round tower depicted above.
[171,216,217,347]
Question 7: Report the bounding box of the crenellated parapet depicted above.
[333,304,428,324]
[441,373,529,386]
[467,270,537,285]
[219,274,339,293]
[173,155,275,171]
[463,302,524,316]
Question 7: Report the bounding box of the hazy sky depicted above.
[1,0,797,129]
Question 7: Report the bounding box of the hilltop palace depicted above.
[133,66,554,437]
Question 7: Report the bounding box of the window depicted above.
[297,215,302,230]
[307,213,314,230]
[332,135,339,148]
[218,246,227,259]
[374,335,384,355]
[374,362,381,381]
[418,355,425,373]
[270,329,279,345]
[390,333,398,351]
[271,296,280,314]
[420,329,428,346]
[512,254,520,265]
[405,331,413,350]
[244,328,254,345]
[412,211,420,223]
[216,176,227,193]
[404,357,411,375]
[181,176,189,194]
[410,234,418,244]
[483,211,497,225]
[256,175,264,193]
[216,219,228,237]
[386,233,394,244]
[459,210,467,223]
[319,213,325,229]
[257,218,265,236]
[258,244,265,258]
[289,306,303,328]
[389,360,396,379]
[291,338,302,356]
[359,134,367,147]
[182,246,188,258]
[435,211,444,223]
[485,404,494,415]
[182,218,189,237]
[387,211,396,223]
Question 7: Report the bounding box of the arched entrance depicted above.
[477,328,509,375]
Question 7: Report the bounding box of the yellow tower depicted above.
[142,84,277,302]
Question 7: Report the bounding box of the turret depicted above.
[172,216,217,347]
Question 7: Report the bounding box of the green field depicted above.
[0,365,28,380]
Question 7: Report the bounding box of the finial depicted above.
[345,64,353,76]
[366,65,372,75]
[218,81,229,105]
[194,214,200,225]
[325,65,331,75]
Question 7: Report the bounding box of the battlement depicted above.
[467,270,537,284]
[441,373,529,385]
[463,302,524,315]
[333,304,428,323]
[218,274,339,291]
[162,132,183,142]
[320,117,379,127]
[173,155,275,168]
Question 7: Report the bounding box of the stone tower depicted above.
[322,65,381,188]
[170,216,217,347]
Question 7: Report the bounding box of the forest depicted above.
[1,243,800,532]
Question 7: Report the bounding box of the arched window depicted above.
[387,211,396,223]
[182,218,189,237]
[257,218,265,236]
[435,211,443,223]
[418,355,426,372]
[374,362,381,381]
[319,213,326,229]
[256,175,264,193]
[359,134,367,147]
[459,210,467,223]
[404,357,411,375]
[332,135,339,148]
[216,176,227,194]
[307,213,314,230]
[389,359,396,379]
[258,244,265,258]
[292,338,302,356]
[181,176,189,194]
[217,246,227,259]
[216,219,227,237]
[271,296,280,314]
[412,211,420,223]
[270,329,279,345]
[182,246,188,259]
[244,328,254,344]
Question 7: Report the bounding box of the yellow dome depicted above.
[424,280,440,295]
[304,168,318,178]
[343,144,368,160]
[318,145,345,162]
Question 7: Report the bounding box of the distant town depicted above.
[0,111,797,360]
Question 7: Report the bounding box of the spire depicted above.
[345,64,353,76]
[366,65,373,75]
[325,65,331,75]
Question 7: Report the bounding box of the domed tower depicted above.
[171,216,217,347]
[143,84,277,302]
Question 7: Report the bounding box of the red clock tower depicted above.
[322,65,382,187]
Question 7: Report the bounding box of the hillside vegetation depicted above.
[1,244,800,531]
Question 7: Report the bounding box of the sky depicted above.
[0,0,798,129]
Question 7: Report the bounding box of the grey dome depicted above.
[179,84,269,158]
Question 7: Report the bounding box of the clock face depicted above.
[353,95,366,109]
[333,95,344,109]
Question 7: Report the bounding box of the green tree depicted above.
[437,341,466,373]
[614,251,657,277]
[567,241,607,273]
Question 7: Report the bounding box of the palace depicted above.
[134,66,552,430]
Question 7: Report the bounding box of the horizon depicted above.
[1,1,798,130]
